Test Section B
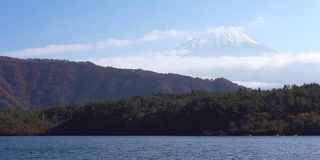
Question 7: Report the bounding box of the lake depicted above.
[0,136,319,159]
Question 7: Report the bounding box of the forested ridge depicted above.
[1,83,320,136]
[0,56,242,108]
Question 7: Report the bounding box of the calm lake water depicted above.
[0,136,319,160]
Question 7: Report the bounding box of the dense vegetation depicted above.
[1,83,320,136]
[0,56,242,108]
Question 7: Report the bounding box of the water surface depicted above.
[1,136,319,159]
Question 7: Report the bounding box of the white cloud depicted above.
[95,29,187,49]
[249,16,268,27]
[6,44,93,57]
[89,52,320,89]
[94,39,133,48]
[294,53,320,63]
[140,29,187,42]
[2,29,187,57]
[233,81,283,89]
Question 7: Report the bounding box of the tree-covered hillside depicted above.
[1,83,320,136]
[0,56,243,108]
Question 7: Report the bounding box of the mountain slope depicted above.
[0,56,244,108]
[176,26,275,56]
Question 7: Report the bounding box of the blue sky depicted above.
[1,0,320,89]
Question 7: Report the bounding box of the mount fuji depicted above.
[176,26,275,56]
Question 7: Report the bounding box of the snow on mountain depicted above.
[176,26,275,56]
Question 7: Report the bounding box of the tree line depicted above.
[1,83,320,135]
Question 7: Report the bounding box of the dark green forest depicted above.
[1,83,320,136]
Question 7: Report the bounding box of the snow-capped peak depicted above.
[176,26,275,56]
[194,26,259,47]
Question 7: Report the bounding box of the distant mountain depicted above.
[176,26,275,56]
[0,56,244,108]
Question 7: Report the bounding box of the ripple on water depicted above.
[1,136,320,160]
